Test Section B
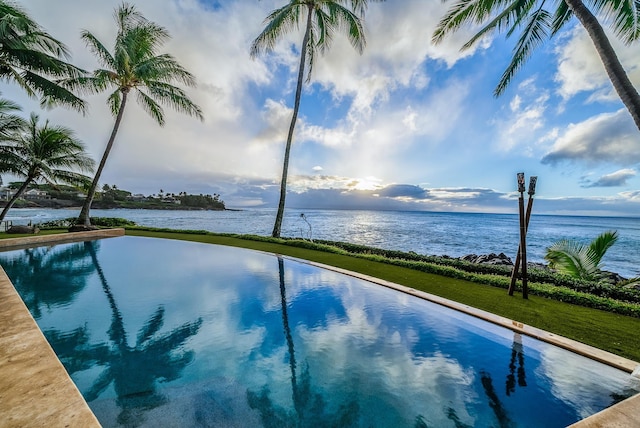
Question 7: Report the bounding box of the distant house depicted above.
[127,194,147,202]
[0,187,14,201]
[162,196,181,204]
[24,189,50,200]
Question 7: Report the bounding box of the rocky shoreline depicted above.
[460,252,627,284]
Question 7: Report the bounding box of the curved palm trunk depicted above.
[87,242,128,346]
[565,0,640,132]
[76,91,129,227]
[0,178,33,223]
[277,257,301,416]
[272,7,313,238]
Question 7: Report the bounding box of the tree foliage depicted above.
[0,0,85,110]
[67,2,203,227]
[545,230,619,282]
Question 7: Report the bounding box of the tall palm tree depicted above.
[251,0,380,238]
[65,3,203,229]
[0,0,85,111]
[544,230,619,282]
[433,0,640,132]
[0,112,94,223]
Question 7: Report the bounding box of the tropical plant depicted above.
[0,0,85,111]
[544,230,619,282]
[432,0,640,132]
[0,112,94,223]
[65,3,203,229]
[251,0,381,238]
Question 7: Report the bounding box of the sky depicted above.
[4,0,640,216]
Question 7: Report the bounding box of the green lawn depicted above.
[2,228,639,363]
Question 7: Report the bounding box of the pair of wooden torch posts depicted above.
[508,173,537,299]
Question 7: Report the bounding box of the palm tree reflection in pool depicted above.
[45,241,202,426]
[247,256,360,427]
[2,242,95,319]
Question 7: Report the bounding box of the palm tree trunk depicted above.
[565,0,640,132]
[76,91,129,228]
[271,7,313,238]
[0,178,33,223]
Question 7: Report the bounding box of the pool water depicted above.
[1,236,638,427]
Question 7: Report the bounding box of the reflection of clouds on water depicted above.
[295,305,478,427]
[537,346,640,419]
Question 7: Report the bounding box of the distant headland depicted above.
[0,183,226,211]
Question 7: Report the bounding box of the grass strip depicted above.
[124,229,640,362]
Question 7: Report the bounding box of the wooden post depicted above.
[508,176,537,296]
[512,173,528,298]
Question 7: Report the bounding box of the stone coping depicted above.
[282,255,640,427]
[0,228,125,251]
[0,229,124,427]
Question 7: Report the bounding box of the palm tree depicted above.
[0,0,85,111]
[432,0,640,132]
[544,230,619,282]
[65,3,203,229]
[251,0,380,238]
[0,112,94,223]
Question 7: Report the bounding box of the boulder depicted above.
[7,225,39,234]
[461,252,513,266]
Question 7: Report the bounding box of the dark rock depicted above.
[461,252,513,266]
[600,270,627,285]
[7,225,39,234]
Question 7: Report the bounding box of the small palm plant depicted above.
[544,230,619,282]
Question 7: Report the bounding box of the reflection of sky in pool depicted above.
[1,236,638,427]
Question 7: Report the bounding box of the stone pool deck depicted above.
[0,229,123,427]
[0,228,638,427]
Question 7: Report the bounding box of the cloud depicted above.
[554,25,640,102]
[496,79,550,153]
[541,109,640,165]
[581,169,637,188]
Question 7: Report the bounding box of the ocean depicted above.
[5,207,640,279]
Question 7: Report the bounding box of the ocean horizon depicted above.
[5,207,640,279]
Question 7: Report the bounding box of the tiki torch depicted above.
[509,176,537,296]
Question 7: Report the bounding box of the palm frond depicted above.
[494,7,552,96]
[143,81,204,121]
[250,3,301,57]
[107,90,122,117]
[135,54,197,87]
[21,71,86,112]
[551,0,572,35]
[135,90,165,126]
[81,31,117,70]
[587,230,619,267]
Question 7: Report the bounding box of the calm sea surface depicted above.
[6,207,640,278]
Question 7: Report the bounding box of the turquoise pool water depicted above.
[1,236,638,427]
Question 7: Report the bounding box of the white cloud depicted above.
[554,25,640,101]
[542,109,640,165]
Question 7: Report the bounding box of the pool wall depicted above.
[0,229,123,427]
[0,228,638,427]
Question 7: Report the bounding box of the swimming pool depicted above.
[1,236,638,427]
